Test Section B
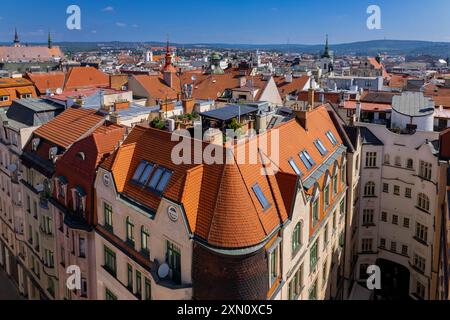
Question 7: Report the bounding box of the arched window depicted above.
[395,156,401,167]
[364,181,376,197]
[141,226,150,255]
[292,221,303,255]
[417,193,430,212]
[406,159,414,169]
[384,154,390,165]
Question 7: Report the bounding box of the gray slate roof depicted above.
[392,92,434,117]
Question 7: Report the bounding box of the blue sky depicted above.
[1,0,450,44]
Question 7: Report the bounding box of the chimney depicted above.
[163,71,173,88]
[292,104,310,131]
[110,112,121,125]
[308,88,315,109]
[239,77,247,88]
[114,101,129,111]
[182,98,195,114]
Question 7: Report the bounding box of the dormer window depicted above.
[72,186,87,218]
[288,158,302,176]
[76,152,86,161]
[0,96,9,102]
[32,138,40,152]
[56,176,67,200]
[49,147,58,161]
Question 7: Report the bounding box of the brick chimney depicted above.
[163,71,173,88]
[292,104,310,131]
[182,98,195,114]
[114,101,129,111]
[308,88,315,109]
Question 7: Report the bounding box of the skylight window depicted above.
[252,184,270,210]
[326,131,338,146]
[314,139,328,156]
[131,161,172,194]
[146,167,173,194]
[288,158,302,176]
[299,150,315,170]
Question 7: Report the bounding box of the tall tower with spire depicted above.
[13,28,20,47]
[321,34,331,59]
[161,38,177,88]
[48,31,53,49]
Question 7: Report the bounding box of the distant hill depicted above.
[3,40,450,57]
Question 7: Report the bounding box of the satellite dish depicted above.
[158,263,170,279]
[45,89,52,96]
[56,88,63,95]
[191,75,197,82]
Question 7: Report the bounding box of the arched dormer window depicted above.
[76,152,86,161]
[406,158,414,169]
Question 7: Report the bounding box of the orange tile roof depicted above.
[342,100,391,112]
[25,72,65,94]
[64,66,109,90]
[0,77,37,107]
[33,108,105,149]
[132,74,179,100]
[102,105,344,248]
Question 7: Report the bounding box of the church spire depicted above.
[48,31,53,49]
[322,34,331,59]
[13,28,20,46]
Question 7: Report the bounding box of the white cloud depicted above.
[102,6,114,12]
[91,30,97,34]
[131,24,139,28]
[116,22,127,27]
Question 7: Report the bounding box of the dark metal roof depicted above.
[359,126,384,146]
[4,98,64,128]
[200,104,259,121]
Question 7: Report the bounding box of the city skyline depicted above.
[2,0,450,44]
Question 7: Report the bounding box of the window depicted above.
[141,227,150,255]
[341,162,347,185]
[252,184,270,210]
[332,211,337,230]
[322,260,328,285]
[380,238,386,249]
[288,159,302,176]
[413,254,426,273]
[310,240,319,271]
[47,277,55,297]
[406,159,414,169]
[269,245,280,286]
[104,203,113,230]
[401,245,408,256]
[326,131,338,146]
[361,238,373,253]
[135,270,142,299]
[392,215,399,225]
[323,184,330,209]
[403,218,410,228]
[383,183,389,193]
[299,150,315,170]
[288,265,303,300]
[340,198,346,216]
[132,161,173,194]
[166,241,181,285]
[79,237,86,258]
[362,209,374,226]
[405,188,412,199]
[323,224,329,250]
[144,278,152,300]
[415,223,428,243]
[309,279,318,300]
[419,161,432,180]
[365,152,377,168]
[0,95,9,102]
[381,211,387,222]
[395,156,401,167]
[390,241,397,252]
[312,198,319,226]
[81,277,88,298]
[314,139,328,156]
[384,154,390,165]
[415,281,426,299]
[393,185,400,196]
[332,174,338,195]
[417,193,430,212]
[105,288,117,300]
[359,264,370,280]
[364,181,376,197]
[127,264,133,291]
[292,222,302,255]
[126,217,135,247]
[104,246,117,277]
